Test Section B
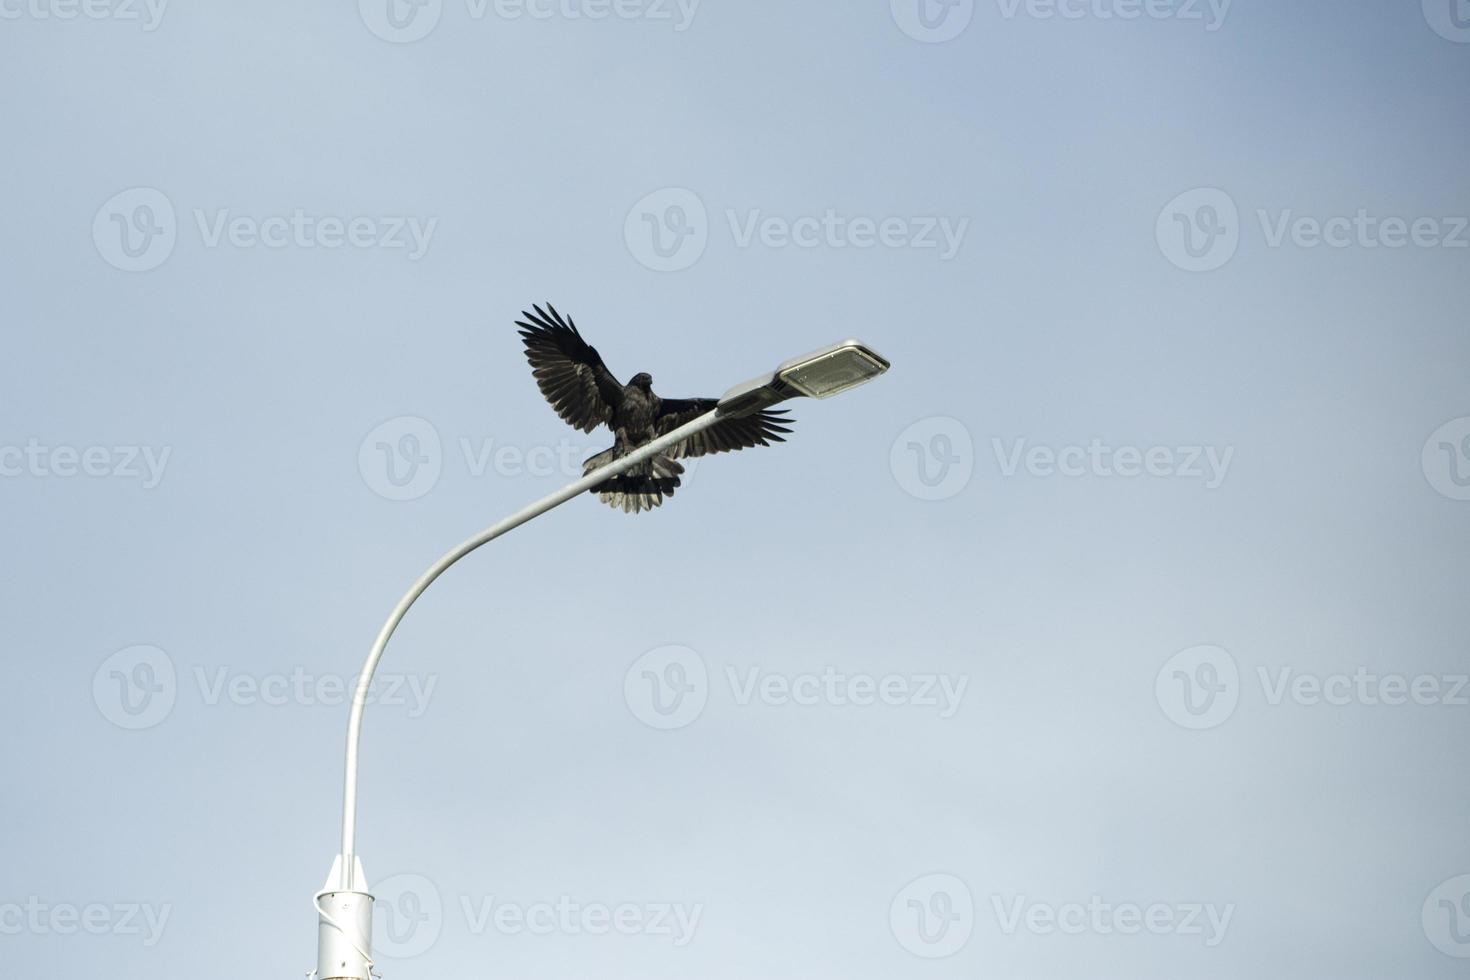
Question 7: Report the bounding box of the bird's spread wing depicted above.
[516,304,625,433]
[655,398,794,458]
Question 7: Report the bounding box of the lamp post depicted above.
[310,340,890,980]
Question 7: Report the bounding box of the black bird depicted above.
[516,304,793,513]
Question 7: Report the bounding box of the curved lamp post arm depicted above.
[313,337,888,980]
[333,408,722,887]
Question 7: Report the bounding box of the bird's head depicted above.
[630,372,654,390]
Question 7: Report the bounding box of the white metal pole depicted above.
[331,408,723,888]
[312,335,891,977]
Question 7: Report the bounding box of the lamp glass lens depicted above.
[779,347,888,398]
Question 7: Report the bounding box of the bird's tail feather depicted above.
[584,446,685,514]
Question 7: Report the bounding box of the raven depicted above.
[517,304,793,513]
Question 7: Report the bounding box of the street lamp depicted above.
[310,339,889,980]
[716,340,891,417]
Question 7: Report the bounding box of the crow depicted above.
[516,304,793,513]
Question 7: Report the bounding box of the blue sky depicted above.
[3,1,1469,977]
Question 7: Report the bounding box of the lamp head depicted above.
[717,340,890,418]
[775,341,890,399]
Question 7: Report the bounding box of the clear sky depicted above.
[3,1,1470,978]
